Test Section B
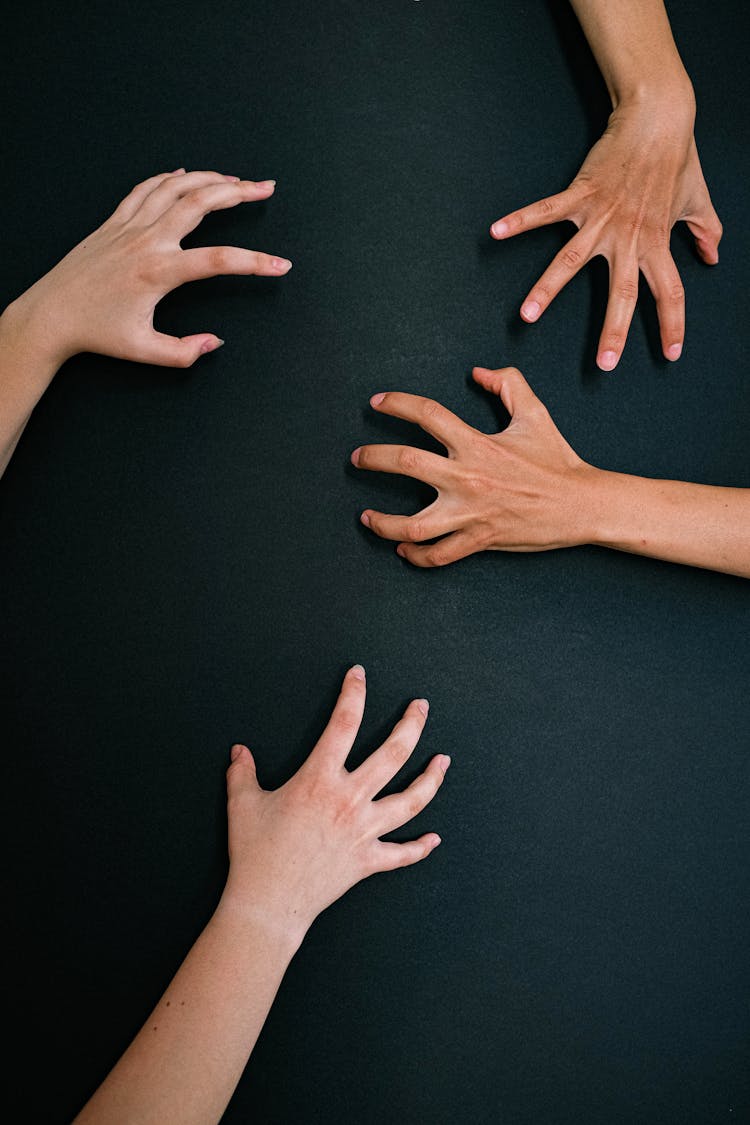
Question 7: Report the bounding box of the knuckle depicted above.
[424,545,448,568]
[406,518,427,543]
[387,739,409,766]
[667,282,685,304]
[538,196,556,217]
[397,448,420,474]
[333,707,360,737]
[207,245,232,273]
[560,246,582,270]
[603,330,625,348]
[615,279,639,302]
[407,796,424,819]
[419,397,442,421]
[461,471,486,496]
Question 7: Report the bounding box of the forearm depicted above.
[584,469,750,578]
[0,298,63,477]
[74,895,303,1125]
[570,0,694,109]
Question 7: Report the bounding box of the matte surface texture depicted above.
[1,2,748,1122]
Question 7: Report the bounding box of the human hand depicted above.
[491,102,722,371]
[220,666,448,944]
[4,168,292,369]
[353,366,597,568]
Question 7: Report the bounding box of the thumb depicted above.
[472,366,543,419]
[144,330,226,368]
[685,205,723,265]
[683,177,723,266]
[226,744,261,795]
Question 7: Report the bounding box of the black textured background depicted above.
[1,2,749,1122]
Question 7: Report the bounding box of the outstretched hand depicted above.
[5,168,292,369]
[491,102,722,371]
[353,367,594,568]
[220,666,448,942]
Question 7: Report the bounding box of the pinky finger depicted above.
[641,254,685,362]
[374,833,442,872]
[397,530,477,568]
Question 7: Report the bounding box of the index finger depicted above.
[369,392,474,452]
[491,187,576,239]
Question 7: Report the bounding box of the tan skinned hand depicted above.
[220,666,448,943]
[353,367,594,568]
[491,103,722,371]
[7,168,292,369]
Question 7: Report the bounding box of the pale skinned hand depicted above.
[491,101,722,371]
[220,666,448,943]
[353,366,593,568]
[5,168,292,369]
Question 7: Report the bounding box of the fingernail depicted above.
[492,221,508,237]
[360,511,371,527]
[370,392,386,407]
[273,258,292,272]
[257,179,276,188]
[521,300,541,322]
[223,174,241,182]
[171,167,186,175]
[598,350,619,371]
[201,337,225,355]
[396,544,406,558]
[350,447,361,466]
[431,834,442,848]
[230,744,243,761]
[350,664,366,680]
[439,754,451,772]
[416,698,429,716]
[667,343,682,361]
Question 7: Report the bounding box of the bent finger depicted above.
[351,444,452,489]
[110,170,186,222]
[471,366,545,420]
[226,745,262,797]
[368,391,475,452]
[159,180,278,240]
[374,754,450,835]
[139,330,225,368]
[353,699,429,796]
[361,501,460,544]
[136,170,250,223]
[372,833,442,872]
[397,530,477,569]
[684,203,723,266]
[180,246,292,282]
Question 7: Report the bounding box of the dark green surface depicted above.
[1,2,749,1122]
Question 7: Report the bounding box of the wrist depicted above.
[583,468,643,552]
[1,288,74,374]
[216,881,311,958]
[612,69,695,124]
